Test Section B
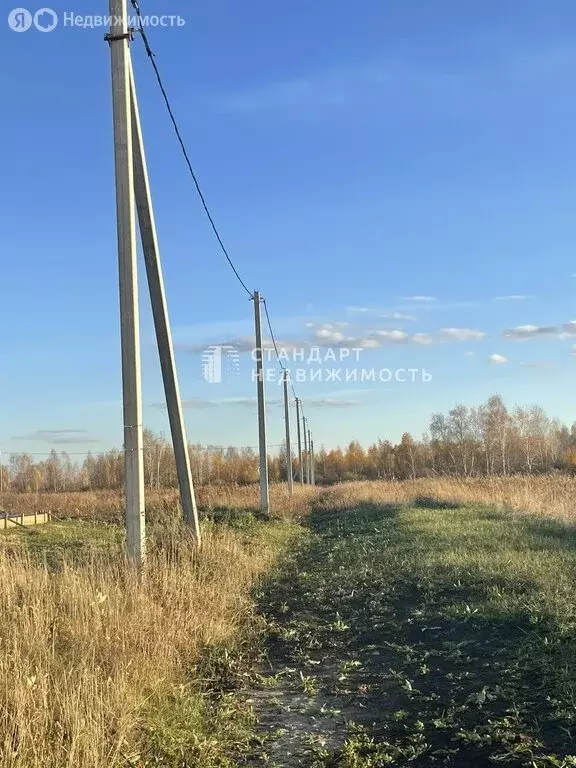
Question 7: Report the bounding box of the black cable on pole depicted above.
[262,298,287,372]
[263,298,311,432]
[129,0,253,299]
[261,300,312,431]
[262,297,309,425]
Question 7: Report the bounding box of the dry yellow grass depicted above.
[0,483,317,524]
[0,520,299,768]
[316,475,576,522]
[3,475,575,526]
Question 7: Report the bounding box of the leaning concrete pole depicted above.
[128,61,200,543]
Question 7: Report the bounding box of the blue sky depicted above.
[2,0,576,458]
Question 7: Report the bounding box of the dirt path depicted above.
[245,503,401,766]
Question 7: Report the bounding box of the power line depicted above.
[129,0,252,299]
[262,297,287,372]
[263,299,309,423]
[262,297,310,431]
[128,5,314,450]
[0,444,288,457]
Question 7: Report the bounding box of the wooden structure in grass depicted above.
[0,511,51,530]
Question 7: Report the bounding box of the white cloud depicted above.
[373,330,409,343]
[311,322,350,342]
[311,326,488,349]
[440,328,486,342]
[494,295,531,301]
[184,320,489,357]
[499,320,576,342]
[313,327,347,344]
[310,325,413,348]
[380,312,417,322]
[501,324,558,340]
[412,333,434,345]
[403,295,437,302]
[488,354,507,364]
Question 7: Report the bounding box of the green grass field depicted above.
[248,497,576,767]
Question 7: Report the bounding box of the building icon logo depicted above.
[201,345,240,384]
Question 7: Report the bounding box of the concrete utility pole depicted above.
[295,398,303,484]
[307,428,313,485]
[302,416,309,485]
[253,291,270,516]
[310,434,316,486]
[108,0,145,565]
[283,371,293,496]
[128,63,201,543]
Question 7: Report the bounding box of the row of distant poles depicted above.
[254,291,316,512]
[107,0,315,565]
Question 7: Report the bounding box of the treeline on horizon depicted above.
[3,395,576,493]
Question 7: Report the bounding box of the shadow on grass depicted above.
[413,495,462,511]
[248,500,576,767]
[305,500,400,534]
[519,515,576,551]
